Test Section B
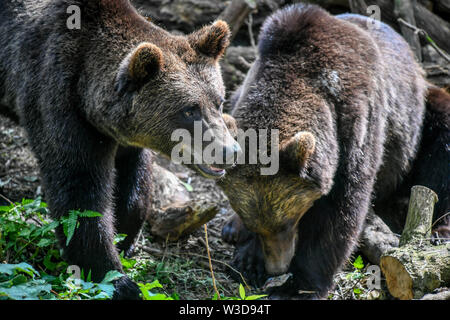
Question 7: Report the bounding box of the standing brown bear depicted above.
[218,4,449,299]
[0,0,240,299]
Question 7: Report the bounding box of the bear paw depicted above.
[112,276,141,300]
[221,214,252,245]
[229,237,267,288]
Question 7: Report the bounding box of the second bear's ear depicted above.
[280,131,316,172]
[188,20,230,60]
[115,43,164,95]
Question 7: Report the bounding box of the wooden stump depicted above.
[380,186,450,300]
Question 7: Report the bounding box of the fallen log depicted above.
[146,156,219,240]
[380,186,450,300]
[359,209,399,265]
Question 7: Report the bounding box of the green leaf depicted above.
[353,255,364,270]
[101,270,123,284]
[37,221,59,235]
[170,292,180,300]
[145,280,163,291]
[36,238,53,248]
[0,205,11,212]
[119,252,136,270]
[95,283,115,299]
[181,182,193,192]
[11,275,28,286]
[0,280,51,300]
[63,211,78,246]
[245,294,267,300]
[113,234,127,245]
[78,210,102,218]
[145,293,173,300]
[43,253,57,271]
[239,284,246,300]
[0,263,38,277]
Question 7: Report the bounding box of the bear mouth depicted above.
[194,164,226,179]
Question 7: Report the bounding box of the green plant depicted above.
[0,197,176,300]
[0,263,52,300]
[212,284,267,300]
[138,279,175,300]
[0,262,123,300]
[60,210,102,246]
[0,198,63,272]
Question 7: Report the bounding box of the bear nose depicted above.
[222,142,242,168]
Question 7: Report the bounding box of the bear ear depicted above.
[280,131,316,172]
[115,43,164,95]
[188,20,230,60]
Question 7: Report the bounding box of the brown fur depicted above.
[128,43,165,83]
[218,4,428,298]
[188,20,230,59]
[0,0,237,299]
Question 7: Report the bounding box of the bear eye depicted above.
[181,106,197,119]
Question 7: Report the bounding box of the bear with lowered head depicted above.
[218,4,449,299]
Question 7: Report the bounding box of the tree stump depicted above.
[380,186,450,300]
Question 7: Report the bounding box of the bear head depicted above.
[219,129,326,275]
[103,19,241,179]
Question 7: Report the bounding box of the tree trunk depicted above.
[394,0,423,61]
[346,0,450,53]
[380,186,450,300]
[218,0,256,43]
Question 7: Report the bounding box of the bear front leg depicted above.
[114,146,152,256]
[228,195,370,299]
[269,195,369,299]
[35,140,140,299]
[222,213,253,245]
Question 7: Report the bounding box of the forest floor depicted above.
[0,114,390,300]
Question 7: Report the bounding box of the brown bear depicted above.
[0,0,240,299]
[217,4,449,299]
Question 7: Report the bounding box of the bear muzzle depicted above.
[259,229,297,276]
